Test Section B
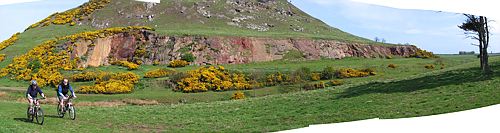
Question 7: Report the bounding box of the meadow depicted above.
[1,55,499,132]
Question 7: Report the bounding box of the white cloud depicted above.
[0,0,40,5]
[350,0,500,36]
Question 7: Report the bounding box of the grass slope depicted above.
[1,55,499,132]
[54,0,376,43]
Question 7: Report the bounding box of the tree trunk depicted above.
[479,16,491,74]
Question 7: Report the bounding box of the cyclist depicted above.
[57,79,76,112]
[26,80,45,112]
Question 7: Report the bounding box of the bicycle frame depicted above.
[62,96,74,108]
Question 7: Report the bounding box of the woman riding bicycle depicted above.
[57,79,76,112]
[26,80,45,111]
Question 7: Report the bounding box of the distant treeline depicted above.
[459,51,475,55]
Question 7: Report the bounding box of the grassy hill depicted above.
[88,0,373,42]
[0,55,499,132]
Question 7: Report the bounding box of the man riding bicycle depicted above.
[57,79,76,112]
[26,80,45,112]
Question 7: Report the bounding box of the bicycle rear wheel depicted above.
[69,106,76,120]
[57,105,64,118]
[36,108,44,125]
[26,107,33,122]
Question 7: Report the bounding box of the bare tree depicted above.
[458,14,492,74]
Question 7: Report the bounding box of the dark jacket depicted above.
[26,85,43,98]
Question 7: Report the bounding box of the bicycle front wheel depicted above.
[36,108,44,125]
[69,106,76,120]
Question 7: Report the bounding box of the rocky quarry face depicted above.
[68,30,418,67]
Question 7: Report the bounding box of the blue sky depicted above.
[0,0,497,54]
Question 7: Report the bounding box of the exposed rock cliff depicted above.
[68,31,418,67]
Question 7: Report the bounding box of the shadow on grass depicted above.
[336,62,500,99]
[45,115,61,118]
[13,118,33,123]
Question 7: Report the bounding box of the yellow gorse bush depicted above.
[337,68,376,78]
[168,60,189,68]
[388,64,397,69]
[0,26,153,87]
[144,68,176,78]
[26,0,111,30]
[0,54,5,62]
[71,71,105,82]
[425,64,435,69]
[78,72,139,94]
[311,73,321,81]
[410,49,439,59]
[231,91,245,100]
[0,32,20,51]
[266,72,289,85]
[330,80,344,86]
[175,66,252,93]
[0,40,74,86]
[111,60,140,70]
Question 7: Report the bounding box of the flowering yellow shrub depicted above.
[77,72,139,94]
[144,68,176,78]
[329,80,344,86]
[311,73,321,81]
[175,66,252,93]
[71,71,103,82]
[26,0,111,30]
[410,49,439,59]
[303,82,326,90]
[266,72,288,85]
[0,40,75,87]
[0,54,5,62]
[388,64,397,69]
[153,60,160,66]
[107,72,139,84]
[231,91,245,100]
[111,60,139,70]
[0,32,20,51]
[168,60,189,68]
[337,68,376,78]
[78,79,134,94]
[425,64,435,69]
[0,26,153,87]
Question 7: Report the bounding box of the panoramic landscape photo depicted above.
[0,0,498,132]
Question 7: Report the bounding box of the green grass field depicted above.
[1,55,499,132]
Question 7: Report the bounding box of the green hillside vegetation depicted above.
[0,55,499,132]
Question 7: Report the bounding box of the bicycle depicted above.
[57,96,76,120]
[27,97,45,125]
